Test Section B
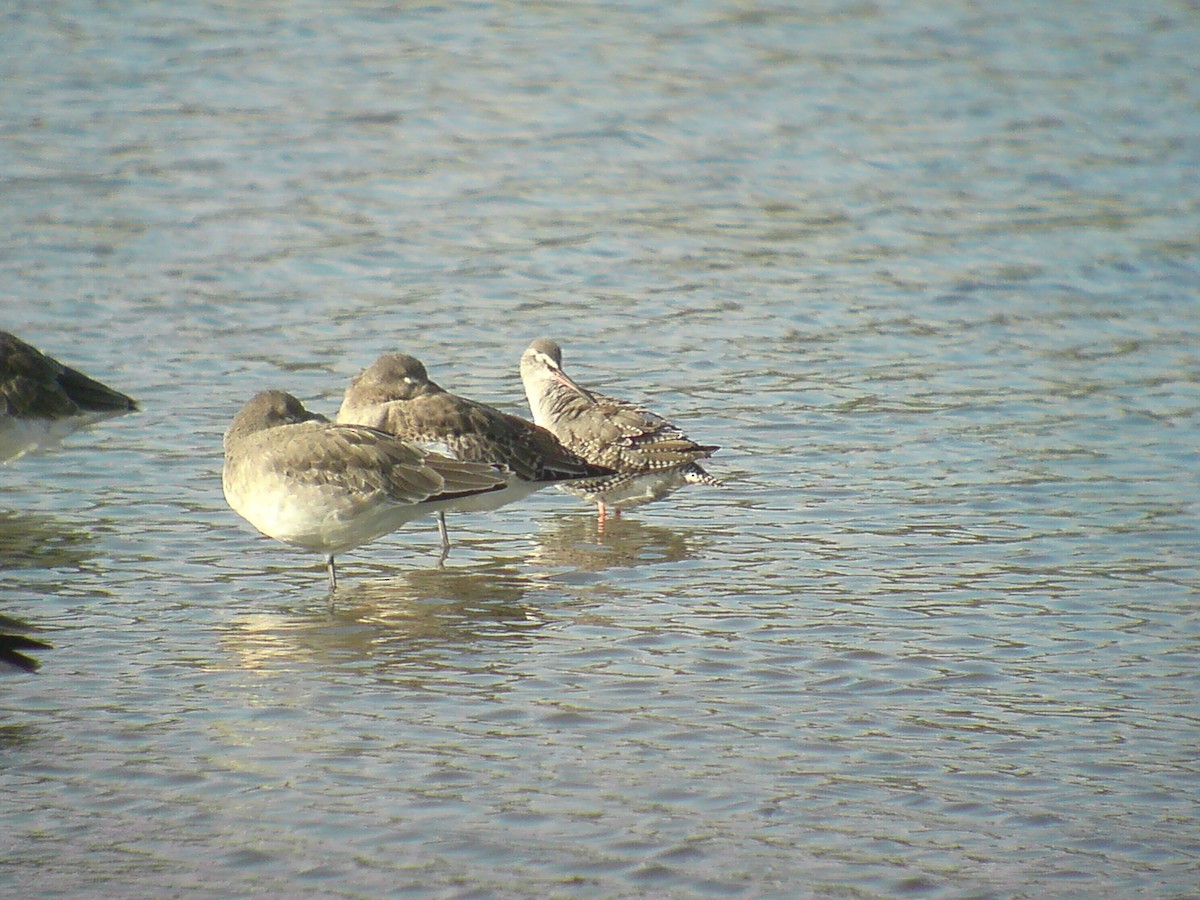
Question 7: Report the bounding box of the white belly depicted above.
[223,470,427,554]
[561,469,690,510]
[428,474,543,515]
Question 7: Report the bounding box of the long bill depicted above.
[549,365,598,405]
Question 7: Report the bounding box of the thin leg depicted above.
[326,555,338,591]
[596,501,607,532]
[436,511,451,557]
[613,508,622,521]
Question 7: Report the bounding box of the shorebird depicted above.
[337,353,614,555]
[0,331,137,463]
[223,390,507,589]
[519,338,721,526]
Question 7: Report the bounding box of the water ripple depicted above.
[2,0,1198,896]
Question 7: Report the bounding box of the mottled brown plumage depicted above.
[337,353,613,552]
[519,338,721,522]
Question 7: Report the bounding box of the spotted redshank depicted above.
[223,390,507,589]
[519,338,721,526]
[337,353,614,554]
[0,331,137,463]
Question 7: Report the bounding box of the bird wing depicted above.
[358,394,609,482]
[560,391,718,472]
[251,422,448,504]
[0,332,135,417]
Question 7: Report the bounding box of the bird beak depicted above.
[549,365,595,402]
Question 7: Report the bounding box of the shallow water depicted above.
[2,0,1198,896]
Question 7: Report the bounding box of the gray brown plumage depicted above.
[0,331,137,462]
[519,338,721,523]
[223,390,506,589]
[337,353,613,552]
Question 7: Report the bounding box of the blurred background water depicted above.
[2,0,1198,896]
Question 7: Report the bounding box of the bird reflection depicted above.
[528,513,702,572]
[0,509,96,570]
[221,562,544,672]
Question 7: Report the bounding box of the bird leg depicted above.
[326,555,338,591]
[436,511,451,562]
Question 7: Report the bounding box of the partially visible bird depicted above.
[0,331,137,463]
[519,338,721,526]
[0,615,52,674]
[222,390,507,589]
[337,353,614,555]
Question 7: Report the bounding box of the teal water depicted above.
[2,1,1198,896]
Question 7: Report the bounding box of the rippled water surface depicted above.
[3,1,1198,896]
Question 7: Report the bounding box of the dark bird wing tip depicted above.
[0,634,53,673]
